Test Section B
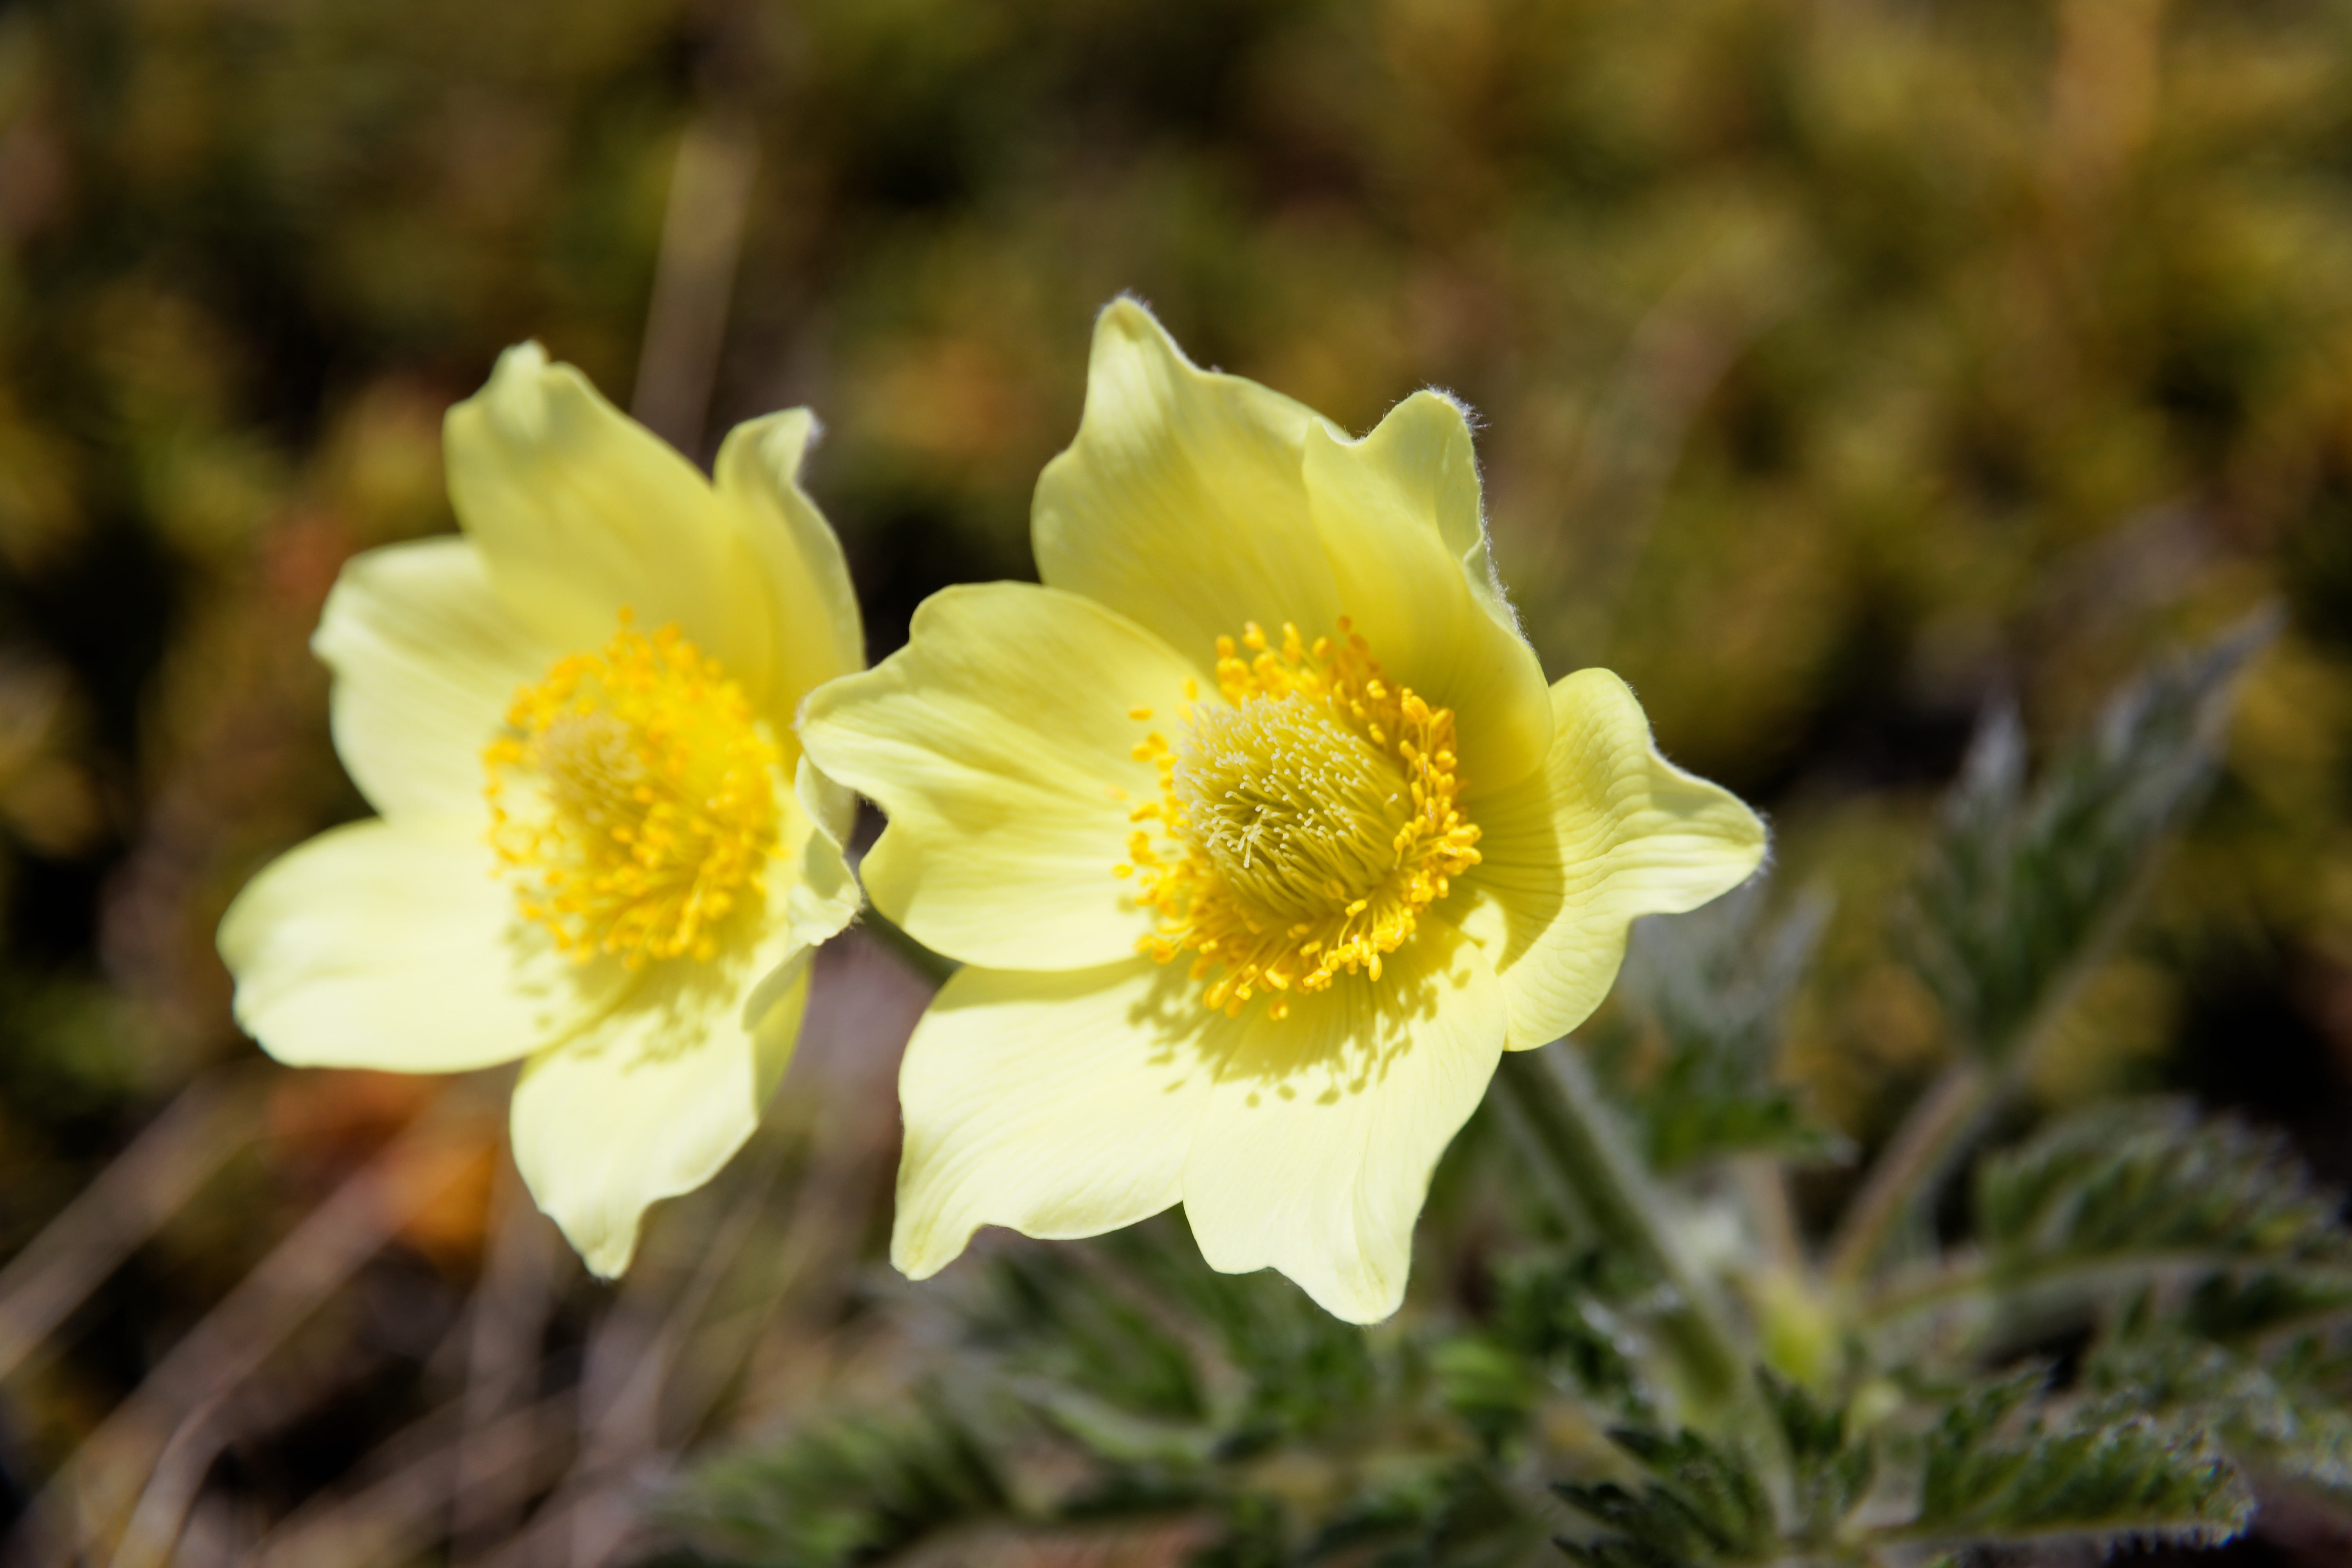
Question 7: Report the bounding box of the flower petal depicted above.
[893,958,1213,1278]
[443,343,778,704]
[509,925,812,1277]
[1033,299,1344,670]
[1455,670,1768,1050]
[782,754,861,953]
[1302,392,1553,791]
[311,538,555,823]
[1180,919,1504,1324]
[218,818,619,1073]
[798,582,1195,970]
[740,762,861,1035]
[714,408,867,704]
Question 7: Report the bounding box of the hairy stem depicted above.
[1492,1045,1753,1423]
[1831,738,2216,1292]
[1824,1059,1994,1289]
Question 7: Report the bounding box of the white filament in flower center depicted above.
[1171,692,1408,920]
[534,712,650,834]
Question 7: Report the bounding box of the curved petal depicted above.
[798,583,1195,970]
[444,343,779,703]
[218,818,621,1073]
[1180,919,1504,1324]
[1454,670,1768,1051]
[1302,393,1552,791]
[781,755,861,954]
[715,409,867,706]
[741,765,861,1035]
[1033,299,1343,672]
[509,915,812,1277]
[892,958,1214,1278]
[312,539,556,823]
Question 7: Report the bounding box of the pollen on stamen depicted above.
[483,612,780,968]
[1115,617,1481,1019]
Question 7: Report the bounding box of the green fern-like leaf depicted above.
[663,1396,1012,1568]
[1977,1098,2347,1279]
[1756,1370,1873,1544]
[1305,1462,1539,1568]
[969,1247,1208,1424]
[1103,1224,1382,1448]
[1904,612,2272,1061]
[1602,886,1842,1172]
[2087,1329,2352,1508]
[1553,1426,1778,1568]
[1901,1370,2252,1551]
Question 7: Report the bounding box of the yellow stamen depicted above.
[1122,618,1480,1017]
[483,611,780,967]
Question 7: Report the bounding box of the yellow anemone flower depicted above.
[799,300,1766,1323]
[218,345,864,1276]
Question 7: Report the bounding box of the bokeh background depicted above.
[3,0,2351,1561]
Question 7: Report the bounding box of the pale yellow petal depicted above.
[1180,919,1504,1324]
[798,583,1194,970]
[312,538,554,823]
[1033,299,1343,669]
[1301,392,1552,791]
[510,926,811,1277]
[443,343,777,704]
[1455,670,1768,1050]
[218,818,620,1073]
[740,763,859,1034]
[714,409,866,705]
[892,958,1213,1278]
[782,754,861,956]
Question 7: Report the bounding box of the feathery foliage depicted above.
[659,1399,1013,1568]
[1903,1371,2252,1550]
[1978,1099,2348,1279]
[1903,613,2274,1062]
[1599,887,1842,1172]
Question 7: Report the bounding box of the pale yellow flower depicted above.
[799,300,1766,1323]
[218,345,864,1276]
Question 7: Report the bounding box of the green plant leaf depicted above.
[1977,1098,2348,1282]
[1600,885,1842,1172]
[1903,612,2274,1062]
[1553,1425,1778,1568]
[2086,1325,2352,1509]
[969,1247,1209,1426]
[661,1395,1012,1568]
[1756,1370,1873,1544]
[1901,1370,2252,1551]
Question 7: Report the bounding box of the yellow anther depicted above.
[1129,706,1153,721]
[1116,617,1481,1019]
[484,612,778,967]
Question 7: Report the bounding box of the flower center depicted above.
[1120,620,1480,1018]
[484,612,780,967]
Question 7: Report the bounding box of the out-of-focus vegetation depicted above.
[5,0,2352,1562]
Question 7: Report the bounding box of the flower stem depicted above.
[1823,1058,1993,1290]
[1491,1044,1753,1425]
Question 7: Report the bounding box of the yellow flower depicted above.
[218,345,864,1276]
[799,300,1766,1323]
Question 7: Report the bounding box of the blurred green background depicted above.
[4,0,2352,1561]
